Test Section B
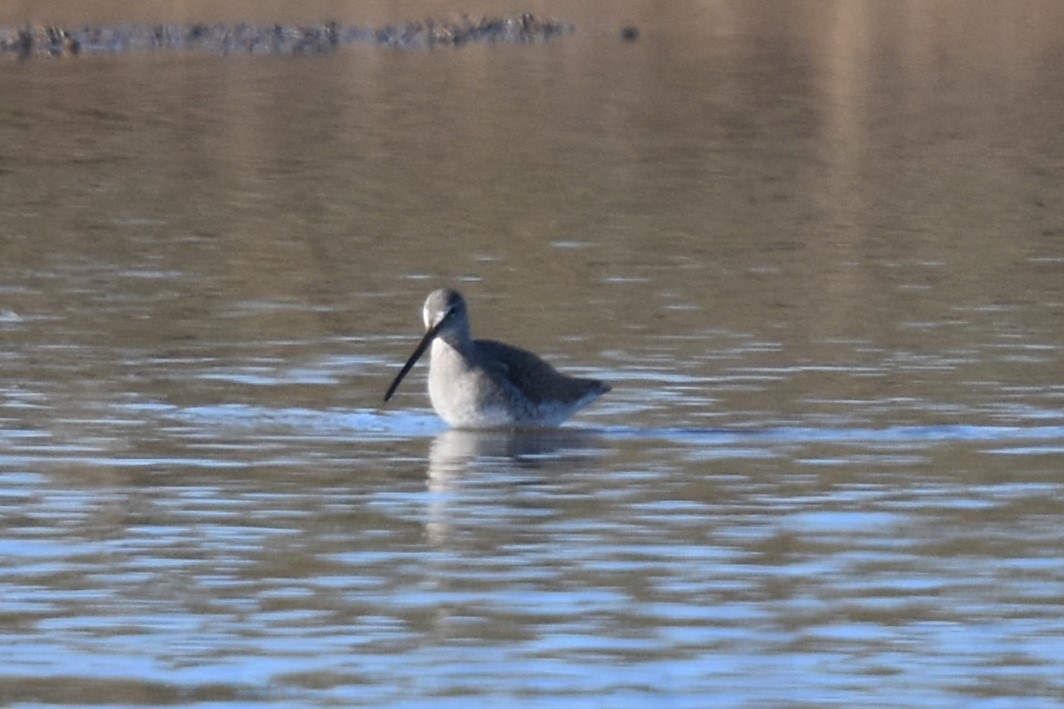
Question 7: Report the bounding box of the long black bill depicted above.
[383,323,440,403]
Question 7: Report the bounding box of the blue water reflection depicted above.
[3,394,1064,706]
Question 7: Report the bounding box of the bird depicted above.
[383,288,610,428]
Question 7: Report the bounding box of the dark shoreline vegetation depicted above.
[1,14,573,58]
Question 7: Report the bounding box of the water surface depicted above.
[2,1,1064,706]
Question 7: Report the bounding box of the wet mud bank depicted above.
[1,14,573,58]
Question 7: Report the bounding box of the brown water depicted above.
[2,1,1064,706]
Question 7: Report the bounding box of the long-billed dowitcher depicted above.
[383,288,610,428]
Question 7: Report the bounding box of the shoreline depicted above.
[1,14,573,58]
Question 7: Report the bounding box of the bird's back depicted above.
[473,338,610,415]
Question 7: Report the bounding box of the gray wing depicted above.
[475,338,608,407]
